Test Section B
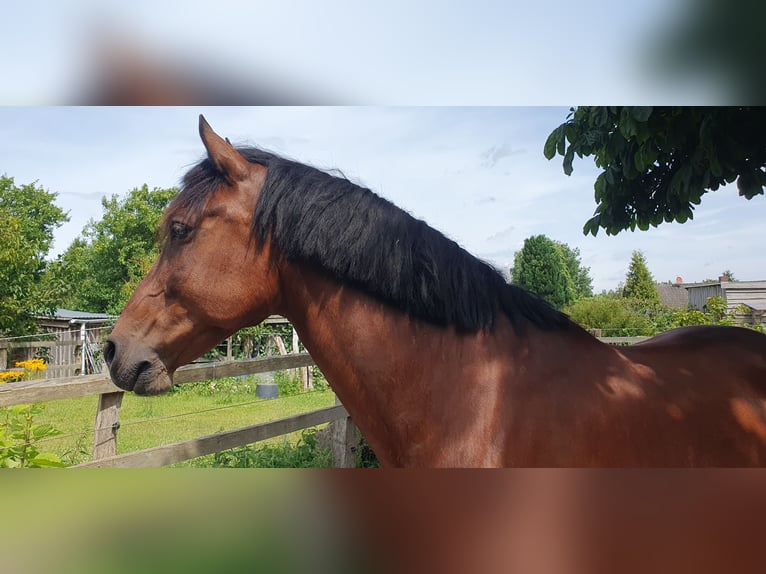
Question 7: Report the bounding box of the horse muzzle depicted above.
[103,338,174,395]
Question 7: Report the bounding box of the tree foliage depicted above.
[544,107,766,235]
[564,295,658,337]
[48,184,176,314]
[511,235,581,309]
[0,176,68,336]
[554,241,593,300]
[623,251,661,305]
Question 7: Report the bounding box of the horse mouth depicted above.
[132,361,173,396]
[106,348,174,396]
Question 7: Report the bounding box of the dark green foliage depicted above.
[208,428,332,468]
[564,295,658,337]
[673,296,736,327]
[355,433,380,468]
[511,235,575,309]
[545,107,766,235]
[0,176,69,336]
[554,241,593,300]
[623,251,661,305]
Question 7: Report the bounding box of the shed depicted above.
[684,280,766,325]
[0,309,116,378]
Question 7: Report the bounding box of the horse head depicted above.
[105,116,281,394]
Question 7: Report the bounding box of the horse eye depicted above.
[169,221,191,240]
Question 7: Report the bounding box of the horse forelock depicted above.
[178,145,570,333]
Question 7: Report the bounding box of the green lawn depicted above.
[22,377,336,466]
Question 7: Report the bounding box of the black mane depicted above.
[177,146,570,333]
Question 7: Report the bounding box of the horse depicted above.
[104,115,766,467]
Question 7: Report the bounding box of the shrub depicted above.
[564,295,658,336]
[273,370,302,397]
[207,428,332,468]
[0,404,66,468]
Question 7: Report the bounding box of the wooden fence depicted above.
[0,353,358,469]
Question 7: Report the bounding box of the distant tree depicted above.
[622,251,661,306]
[545,107,766,235]
[554,241,593,300]
[511,235,575,309]
[720,269,736,282]
[0,176,68,336]
[47,184,176,314]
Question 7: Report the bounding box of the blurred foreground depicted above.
[3,470,764,574]
[1,0,764,105]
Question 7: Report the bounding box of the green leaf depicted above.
[634,145,658,172]
[563,146,575,176]
[28,452,66,468]
[591,107,609,128]
[31,424,62,441]
[619,108,637,139]
[594,173,606,200]
[544,126,564,160]
[583,216,600,236]
[630,107,653,122]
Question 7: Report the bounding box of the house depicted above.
[683,277,766,325]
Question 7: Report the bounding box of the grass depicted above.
[20,375,337,466]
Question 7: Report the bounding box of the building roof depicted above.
[684,280,766,290]
[656,284,689,309]
[40,309,117,322]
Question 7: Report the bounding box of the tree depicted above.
[511,235,575,309]
[48,184,176,314]
[553,241,593,300]
[0,176,68,336]
[544,107,766,235]
[623,251,661,306]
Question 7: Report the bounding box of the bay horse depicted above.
[104,115,766,466]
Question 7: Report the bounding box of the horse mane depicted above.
[176,146,571,333]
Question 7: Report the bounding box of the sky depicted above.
[1,106,764,294]
[0,1,730,105]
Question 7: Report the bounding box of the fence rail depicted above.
[0,353,359,468]
[76,404,348,468]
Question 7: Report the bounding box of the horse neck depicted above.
[275,262,528,466]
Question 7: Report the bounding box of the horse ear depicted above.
[198,115,249,183]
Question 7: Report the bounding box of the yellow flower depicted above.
[0,371,25,383]
[15,358,47,372]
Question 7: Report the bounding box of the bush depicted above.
[273,370,302,397]
[205,428,332,468]
[173,376,258,399]
[564,295,658,336]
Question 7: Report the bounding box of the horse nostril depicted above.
[103,340,116,366]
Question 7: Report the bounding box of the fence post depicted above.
[93,392,124,460]
[331,396,358,468]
